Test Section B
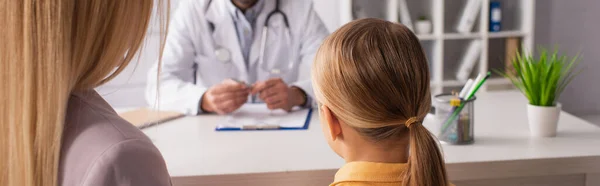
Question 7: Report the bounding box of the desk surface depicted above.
[142,91,600,178]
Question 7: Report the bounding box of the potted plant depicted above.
[496,48,581,137]
[415,15,432,35]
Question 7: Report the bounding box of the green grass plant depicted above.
[495,48,582,106]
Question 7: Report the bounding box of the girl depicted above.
[1,0,171,185]
[312,18,450,186]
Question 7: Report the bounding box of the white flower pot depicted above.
[415,20,432,34]
[527,104,561,137]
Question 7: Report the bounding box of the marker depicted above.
[467,74,484,98]
[464,72,491,100]
[458,79,474,99]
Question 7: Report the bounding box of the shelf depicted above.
[417,34,437,40]
[488,31,527,38]
[443,31,525,40]
[441,80,466,87]
[440,78,511,87]
[486,78,511,85]
[443,33,482,40]
[341,0,535,94]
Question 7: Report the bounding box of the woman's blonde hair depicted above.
[312,18,448,186]
[0,0,169,185]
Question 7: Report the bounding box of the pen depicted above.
[231,78,255,103]
[231,78,252,88]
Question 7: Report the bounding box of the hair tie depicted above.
[405,117,419,128]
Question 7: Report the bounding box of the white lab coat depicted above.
[146,0,328,115]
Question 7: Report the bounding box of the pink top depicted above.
[58,90,171,186]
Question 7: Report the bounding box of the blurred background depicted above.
[97,0,600,125]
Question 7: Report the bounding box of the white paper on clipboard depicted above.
[218,104,310,129]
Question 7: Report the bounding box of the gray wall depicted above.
[536,0,600,116]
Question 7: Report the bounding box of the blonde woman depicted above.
[312,18,452,186]
[1,1,171,186]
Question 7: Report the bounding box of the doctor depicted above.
[146,0,328,115]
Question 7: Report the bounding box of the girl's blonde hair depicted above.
[0,1,168,185]
[312,18,448,186]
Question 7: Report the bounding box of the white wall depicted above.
[97,0,341,108]
[96,0,182,108]
[95,33,162,108]
[313,0,340,32]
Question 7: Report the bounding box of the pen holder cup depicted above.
[433,94,476,145]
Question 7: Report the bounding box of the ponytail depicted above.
[403,119,448,186]
[311,18,448,186]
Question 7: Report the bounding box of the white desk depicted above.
[142,91,600,186]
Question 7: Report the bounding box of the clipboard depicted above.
[119,108,185,129]
[215,107,313,131]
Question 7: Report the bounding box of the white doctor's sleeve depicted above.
[146,0,206,115]
[291,0,329,105]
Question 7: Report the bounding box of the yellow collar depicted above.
[333,161,407,183]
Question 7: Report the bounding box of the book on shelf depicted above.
[398,0,414,31]
[456,39,482,82]
[505,37,520,75]
[386,0,398,24]
[456,0,482,33]
[489,1,502,32]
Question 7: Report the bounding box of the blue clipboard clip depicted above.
[215,109,313,131]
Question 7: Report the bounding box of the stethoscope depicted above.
[206,0,290,68]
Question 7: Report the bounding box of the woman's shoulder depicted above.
[59,90,171,186]
[78,138,172,186]
[63,90,151,142]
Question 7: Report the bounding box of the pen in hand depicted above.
[231,78,252,88]
[231,78,254,103]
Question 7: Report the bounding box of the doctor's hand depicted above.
[251,78,307,112]
[201,79,250,115]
